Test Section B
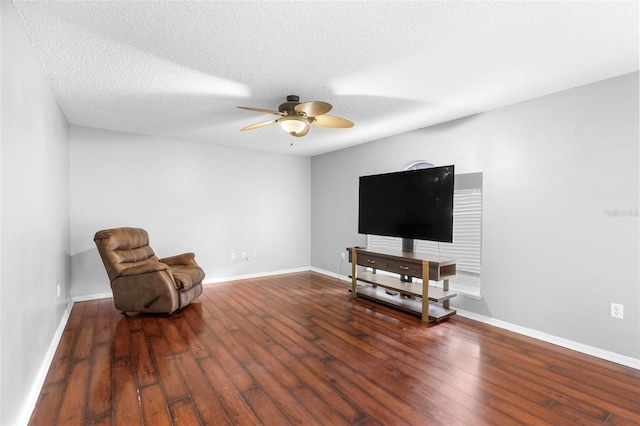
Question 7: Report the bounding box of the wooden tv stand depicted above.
[347,247,457,323]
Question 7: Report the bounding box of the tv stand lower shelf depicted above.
[348,247,458,323]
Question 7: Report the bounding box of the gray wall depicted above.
[1,3,71,424]
[70,127,311,297]
[311,72,639,359]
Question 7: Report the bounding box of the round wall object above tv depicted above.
[405,161,435,171]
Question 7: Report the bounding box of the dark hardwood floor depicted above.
[29,271,639,425]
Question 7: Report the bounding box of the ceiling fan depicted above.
[237,95,354,137]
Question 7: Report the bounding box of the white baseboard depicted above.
[455,309,640,370]
[16,301,74,426]
[203,266,311,285]
[312,267,640,370]
[72,292,112,302]
[310,266,351,283]
[69,267,313,302]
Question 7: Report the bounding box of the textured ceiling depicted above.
[12,1,639,157]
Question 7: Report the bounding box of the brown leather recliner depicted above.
[94,227,204,314]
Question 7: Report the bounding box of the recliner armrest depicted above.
[160,252,197,266]
[120,262,169,277]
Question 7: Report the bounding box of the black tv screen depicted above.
[358,165,455,243]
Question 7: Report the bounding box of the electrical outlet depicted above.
[231,252,236,261]
[242,252,248,261]
[341,252,346,260]
[611,303,624,319]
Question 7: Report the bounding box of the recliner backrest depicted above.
[94,227,159,281]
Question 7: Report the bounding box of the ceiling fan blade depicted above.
[311,114,354,128]
[237,106,280,115]
[295,101,332,117]
[240,119,278,131]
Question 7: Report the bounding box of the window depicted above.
[367,172,482,298]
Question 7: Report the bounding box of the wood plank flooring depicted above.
[29,271,640,425]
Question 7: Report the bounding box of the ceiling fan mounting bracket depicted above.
[279,95,302,114]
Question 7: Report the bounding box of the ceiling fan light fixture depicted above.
[279,116,309,136]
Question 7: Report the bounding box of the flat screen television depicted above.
[358,165,455,246]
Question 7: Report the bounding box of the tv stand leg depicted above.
[351,249,358,298]
[422,261,431,323]
[443,279,450,309]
